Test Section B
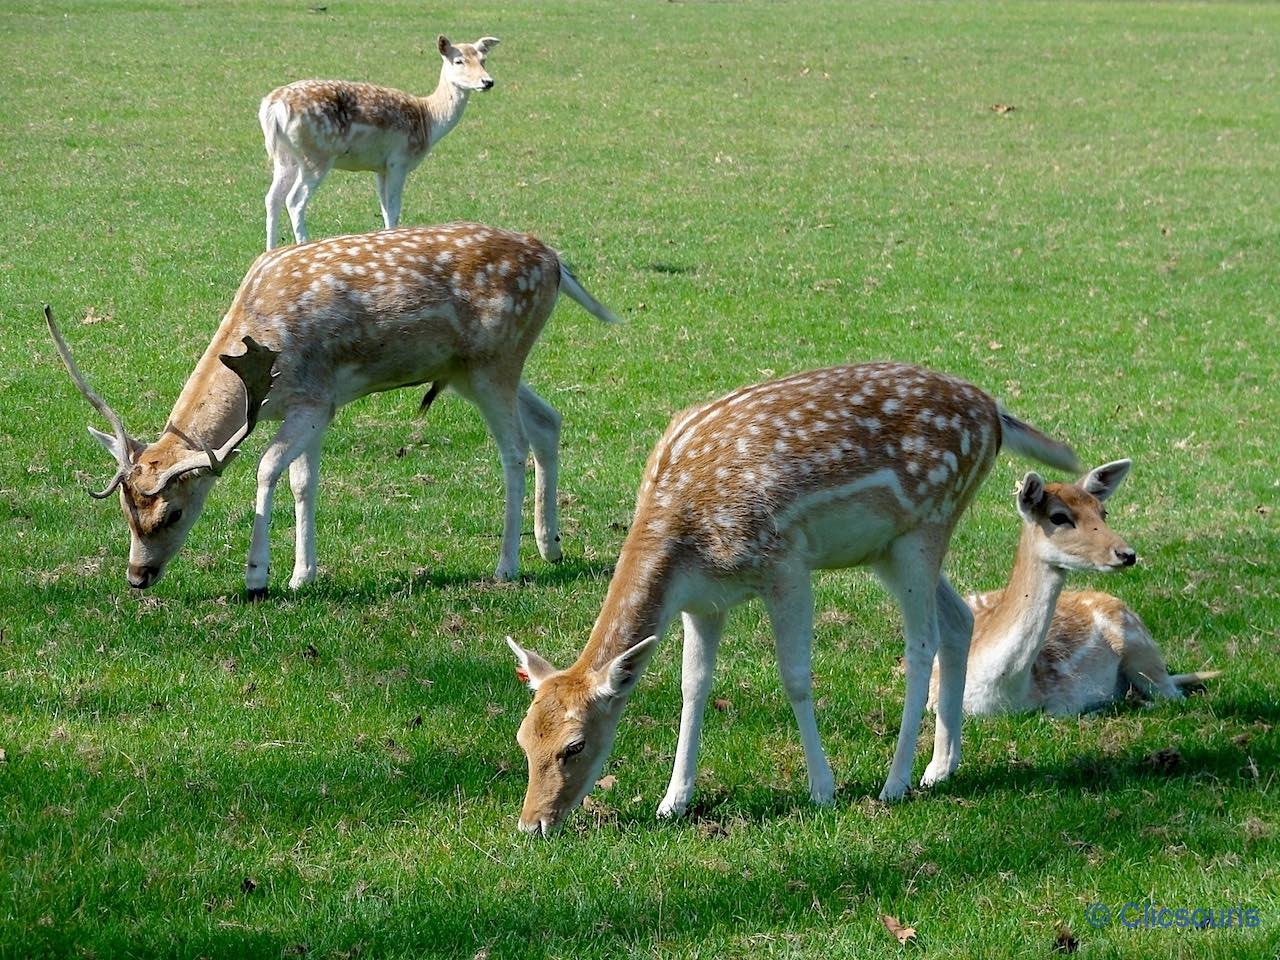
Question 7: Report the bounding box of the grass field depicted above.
[2,1,1278,957]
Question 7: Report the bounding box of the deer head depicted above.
[46,307,278,588]
[1015,459,1136,573]
[438,35,499,92]
[508,635,659,835]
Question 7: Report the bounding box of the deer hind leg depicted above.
[921,574,973,787]
[763,567,835,806]
[455,371,527,581]
[1117,615,1182,701]
[287,425,328,590]
[657,609,727,819]
[875,531,945,801]
[246,406,331,598]
[265,155,297,250]
[517,383,563,564]
[285,159,332,245]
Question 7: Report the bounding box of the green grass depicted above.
[2,1,1278,956]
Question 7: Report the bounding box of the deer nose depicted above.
[1115,548,1137,567]
[481,78,495,90]
[127,564,160,589]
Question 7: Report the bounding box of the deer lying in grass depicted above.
[507,363,1081,834]
[260,35,499,249]
[928,460,1220,715]
[47,222,617,597]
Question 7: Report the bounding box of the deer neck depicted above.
[160,336,256,456]
[575,533,679,674]
[977,526,1069,683]
[423,71,470,143]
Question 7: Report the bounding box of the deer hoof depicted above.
[244,586,269,603]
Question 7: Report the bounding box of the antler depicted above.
[44,304,139,498]
[139,336,279,496]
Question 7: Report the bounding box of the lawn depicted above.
[1,1,1277,957]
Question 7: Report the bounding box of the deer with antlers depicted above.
[507,362,1082,834]
[261,35,499,249]
[929,460,1219,716]
[47,222,617,596]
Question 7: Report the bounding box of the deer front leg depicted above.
[518,383,563,564]
[287,428,327,590]
[658,610,726,818]
[457,373,526,581]
[921,575,972,787]
[875,533,944,801]
[246,408,329,599]
[377,162,409,229]
[763,568,835,806]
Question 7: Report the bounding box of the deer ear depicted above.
[1016,472,1045,522]
[593,635,660,701]
[1082,459,1132,503]
[437,35,452,57]
[475,36,500,54]
[88,425,131,465]
[506,636,557,692]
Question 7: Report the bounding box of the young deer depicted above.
[46,222,617,596]
[260,35,499,249]
[929,460,1220,716]
[507,363,1081,834]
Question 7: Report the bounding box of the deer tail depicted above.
[997,403,1082,473]
[557,259,620,325]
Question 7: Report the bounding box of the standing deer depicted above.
[929,460,1220,715]
[260,35,499,249]
[47,222,618,596]
[507,362,1081,835]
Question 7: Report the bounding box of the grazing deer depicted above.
[928,460,1220,716]
[507,363,1081,834]
[260,35,499,249]
[46,222,618,596]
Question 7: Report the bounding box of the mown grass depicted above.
[1,1,1277,957]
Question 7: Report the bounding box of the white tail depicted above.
[508,363,1080,834]
[261,35,499,249]
[47,222,616,595]
[934,459,1218,715]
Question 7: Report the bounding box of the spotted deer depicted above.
[46,222,618,596]
[507,362,1082,834]
[260,35,499,249]
[928,460,1220,716]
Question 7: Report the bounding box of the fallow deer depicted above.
[47,222,618,597]
[260,35,499,249]
[507,362,1081,834]
[929,460,1220,716]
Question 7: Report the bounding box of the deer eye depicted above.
[1049,511,1075,528]
[453,57,464,65]
[162,508,184,529]
[560,740,585,760]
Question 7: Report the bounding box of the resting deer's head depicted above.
[1016,459,1136,573]
[45,307,277,589]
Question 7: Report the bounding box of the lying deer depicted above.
[47,222,617,596]
[929,460,1219,715]
[260,35,499,249]
[507,362,1081,834]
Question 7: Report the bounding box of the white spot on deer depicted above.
[882,398,901,415]
[927,465,949,485]
[736,437,749,455]
[942,451,958,472]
